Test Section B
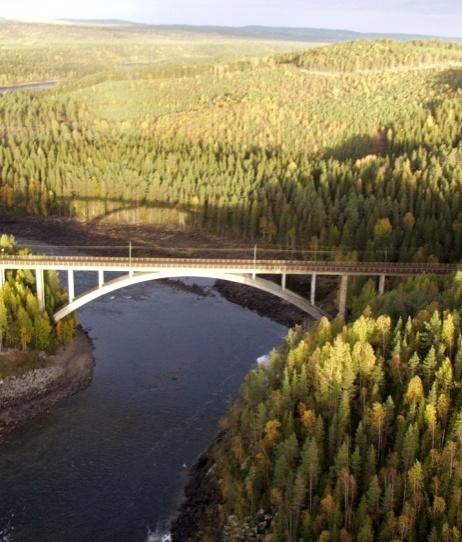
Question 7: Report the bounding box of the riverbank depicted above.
[0,328,94,440]
[170,450,223,542]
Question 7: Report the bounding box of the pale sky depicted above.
[1,0,461,38]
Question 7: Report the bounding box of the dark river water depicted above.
[0,261,286,541]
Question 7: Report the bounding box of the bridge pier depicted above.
[339,274,348,316]
[310,274,317,306]
[379,274,386,296]
[0,267,4,289]
[68,270,75,302]
[281,273,287,291]
[36,269,45,312]
[98,270,105,289]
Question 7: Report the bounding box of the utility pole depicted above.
[129,241,132,266]
[253,244,257,279]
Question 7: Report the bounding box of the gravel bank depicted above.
[0,329,94,440]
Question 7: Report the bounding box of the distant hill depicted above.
[52,22,462,43]
[2,18,460,43]
[149,24,462,43]
[57,18,144,27]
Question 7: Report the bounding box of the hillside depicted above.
[181,272,462,541]
[146,24,462,43]
[284,39,462,72]
[0,37,461,264]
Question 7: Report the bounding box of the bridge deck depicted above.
[0,255,457,276]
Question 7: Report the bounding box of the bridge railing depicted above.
[0,254,457,275]
[0,243,412,263]
[3,242,459,265]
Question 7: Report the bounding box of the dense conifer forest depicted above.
[192,272,462,541]
[0,30,461,262]
[0,235,75,363]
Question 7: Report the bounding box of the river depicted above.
[0,82,58,94]
[0,256,287,541]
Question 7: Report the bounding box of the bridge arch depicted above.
[53,271,324,322]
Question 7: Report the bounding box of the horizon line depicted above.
[1,17,461,41]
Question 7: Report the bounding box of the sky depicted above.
[1,0,461,38]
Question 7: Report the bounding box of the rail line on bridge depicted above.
[0,255,457,322]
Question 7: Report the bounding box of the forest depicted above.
[0,234,76,372]
[197,272,462,541]
[0,33,462,262]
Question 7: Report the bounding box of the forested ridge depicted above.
[1,36,462,262]
[283,40,462,72]
[192,273,462,541]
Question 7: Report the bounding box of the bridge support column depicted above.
[310,274,317,306]
[281,273,287,291]
[0,267,5,289]
[36,269,45,312]
[68,270,75,302]
[339,274,348,316]
[98,270,105,289]
[379,274,386,296]
[129,270,134,278]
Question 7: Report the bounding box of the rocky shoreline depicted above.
[0,328,95,440]
[215,280,312,328]
[170,450,224,542]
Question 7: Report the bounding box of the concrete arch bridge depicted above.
[0,255,456,322]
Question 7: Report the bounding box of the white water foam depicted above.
[0,526,14,542]
[257,354,270,367]
[146,526,172,542]
[0,515,15,541]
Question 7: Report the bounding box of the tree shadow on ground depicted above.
[437,68,462,92]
